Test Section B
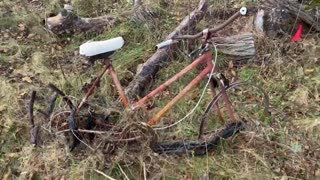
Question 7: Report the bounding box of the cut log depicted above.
[210,33,256,66]
[46,5,118,34]
[125,0,209,101]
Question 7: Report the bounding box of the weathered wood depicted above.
[46,2,160,34]
[264,0,320,33]
[125,0,209,101]
[206,7,258,19]
[254,9,266,36]
[281,0,320,31]
[210,33,256,61]
[46,5,118,34]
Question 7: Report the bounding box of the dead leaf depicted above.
[6,152,19,158]
[18,24,27,31]
[288,86,309,106]
[51,152,56,160]
[3,171,12,180]
[304,68,314,75]
[17,92,28,99]
[22,76,33,83]
[27,33,35,38]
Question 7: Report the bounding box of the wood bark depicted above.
[46,2,159,34]
[280,0,320,31]
[125,0,209,101]
[210,33,256,62]
[264,0,320,33]
[206,7,259,20]
[46,7,118,34]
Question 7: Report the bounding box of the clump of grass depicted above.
[239,66,259,81]
[72,0,132,17]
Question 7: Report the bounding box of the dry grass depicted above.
[0,0,320,179]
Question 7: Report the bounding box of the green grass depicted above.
[1,0,320,179]
[239,66,259,81]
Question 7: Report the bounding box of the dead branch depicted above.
[46,5,118,34]
[29,91,39,146]
[48,83,75,110]
[125,0,209,101]
[206,7,258,19]
[29,91,36,127]
[263,0,320,34]
[47,93,58,119]
[280,0,320,31]
[46,2,160,34]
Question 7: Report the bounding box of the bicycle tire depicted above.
[151,121,243,156]
[198,81,270,139]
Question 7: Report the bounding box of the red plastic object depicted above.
[291,24,303,42]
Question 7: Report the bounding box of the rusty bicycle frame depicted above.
[77,8,248,128]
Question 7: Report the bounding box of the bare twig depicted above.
[105,136,141,143]
[117,164,130,180]
[37,109,48,117]
[29,91,36,127]
[70,130,95,151]
[48,83,75,110]
[94,170,117,180]
[47,93,58,118]
[68,109,81,151]
[143,162,147,180]
[56,129,114,135]
[29,91,39,146]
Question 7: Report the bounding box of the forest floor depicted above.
[0,0,319,179]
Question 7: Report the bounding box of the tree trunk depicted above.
[125,0,209,101]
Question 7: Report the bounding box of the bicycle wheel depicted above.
[198,81,270,139]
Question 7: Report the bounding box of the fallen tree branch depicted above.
[46,5,118,34]
[47,83,81,151]
[206,7,258,19]
[263,0,320,34]
[280,0,320,31]
[48,83,75,110]
[46,2,160,34]
[29,91,39,146]
[47,93,58,119]
[125,0,209,101]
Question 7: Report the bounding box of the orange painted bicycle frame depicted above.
[108,50,235,126]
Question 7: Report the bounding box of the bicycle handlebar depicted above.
[156,7,247,49]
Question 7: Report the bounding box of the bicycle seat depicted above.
[79,37,124,59]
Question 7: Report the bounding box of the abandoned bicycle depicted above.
[40,7,269,155]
